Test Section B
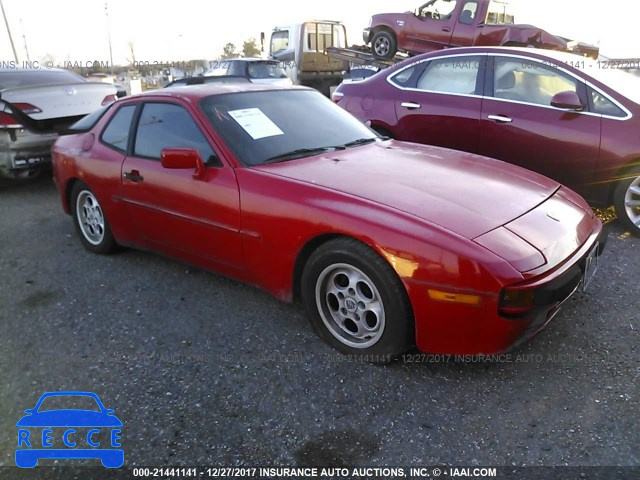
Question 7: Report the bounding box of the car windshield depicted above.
[247,61,288,79]
[37,395,101,412]
[588,65,640,106]
[200,89,378,166]
[0,70,85,89]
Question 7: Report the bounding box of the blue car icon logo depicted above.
[16,391,123,468]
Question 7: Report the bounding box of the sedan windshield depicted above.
[200,89,378,166]
[247,61,288,80]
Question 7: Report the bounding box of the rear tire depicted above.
[301,238,414,362]
[71,182,117,254]
[614,167,640,237]
[371,30,398,60]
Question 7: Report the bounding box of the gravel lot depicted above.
[0,176,638,477]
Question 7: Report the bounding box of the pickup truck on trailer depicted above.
[364,0,599,60]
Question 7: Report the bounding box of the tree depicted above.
[221,43,238,59]
[242,38,261,58]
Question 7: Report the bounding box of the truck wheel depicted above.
[614,167,640,237]
[371,31,397,60]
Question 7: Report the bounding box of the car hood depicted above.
[16,410,123,427]
[255,140,561,240]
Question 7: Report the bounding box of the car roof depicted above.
[131,83,309,102]
[165,75,251,87]
[226,58,278,63]
[416,46,590,63]
[0,67,73,74]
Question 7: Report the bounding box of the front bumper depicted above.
[409,223,605,355]
[363,28,373,45]
[505,227,606,350]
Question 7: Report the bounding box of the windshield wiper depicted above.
[262,138,379,165]
[341,137,379,148]
[262,146,345,164]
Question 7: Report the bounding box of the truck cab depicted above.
[365,0,598,59]
[269,21,348,95]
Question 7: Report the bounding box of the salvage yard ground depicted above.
[0,176,638,469]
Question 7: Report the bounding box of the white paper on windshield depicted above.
[228,108,284,140]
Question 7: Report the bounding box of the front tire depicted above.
[71,182,117,254]
[614,168,640,236]
[371,30,398,60]
[301,238,414,361]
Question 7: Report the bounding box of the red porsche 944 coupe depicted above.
[333,47,640,236]
[44,84,604,360]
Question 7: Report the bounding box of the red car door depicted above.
[120,101,244,275]
[392,54,484,154]
[478,55,602,200]
[402,0,458,52]
[450,1,480,47]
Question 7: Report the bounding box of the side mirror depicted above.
[551,91,583,111]
[24,409,34,414]
[105,409,115,415]
[161,148,206,180]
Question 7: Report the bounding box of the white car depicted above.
[205,58,293,87]
[0,68,117,181]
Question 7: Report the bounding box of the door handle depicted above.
[488,114,513,124]
[401,102,422,110]
[124,170,144,183]
[442,26,452,32]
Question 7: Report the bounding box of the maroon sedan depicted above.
[333,47,640,235]
[42,84,603,360]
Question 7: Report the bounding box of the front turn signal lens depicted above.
[428,290,481,306]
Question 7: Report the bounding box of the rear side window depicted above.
[101,105,136,151]
[416,56,482,95]
[590,88,626,118]
[389,66,420,88]
[68,105,110,132]
[133,103,216,164]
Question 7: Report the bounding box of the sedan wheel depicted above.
[301,238,413,361]
[315,263,386,349]
[72,182,117,254]
[614,169,640,237]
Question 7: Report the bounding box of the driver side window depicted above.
[133,103,219,165]
[420,0,458,20]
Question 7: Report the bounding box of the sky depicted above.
[0,0,637,67]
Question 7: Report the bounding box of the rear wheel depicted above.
[371,30,398,60]
[301,238,414,362]
[614,168,640,236]
[71,182,117,254]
